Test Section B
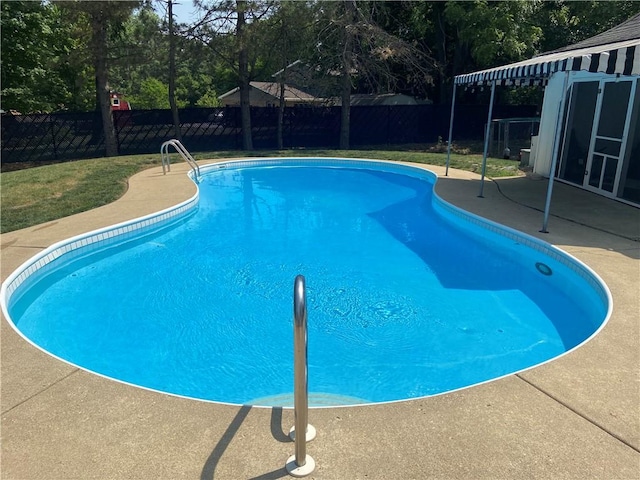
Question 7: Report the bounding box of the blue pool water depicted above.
[2,159,610,407]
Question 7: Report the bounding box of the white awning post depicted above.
[445,83,457,176]
[541,71,571,233]
[478,80,497,198]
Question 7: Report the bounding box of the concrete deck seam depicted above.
[491,178,640,243]
[1,368,80,416]
[516,373,640,454]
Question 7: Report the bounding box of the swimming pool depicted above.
[1,158,612,407]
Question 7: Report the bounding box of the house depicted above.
[271,59,341,99]
[110,91,131,111]
[449,13,640,227]
[218,82,323,107]
[272,60,430,106]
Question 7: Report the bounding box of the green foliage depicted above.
[500,86,544,107]
[174,71,215,107]
[2,0,640,114]
[109,2,168,97]
[128,78,171,109]
[0,1,75,112]
[533,0,640,52]
[444,0,543,68]
[196,90,221,107]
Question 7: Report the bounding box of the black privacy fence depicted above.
[1,104,537,165]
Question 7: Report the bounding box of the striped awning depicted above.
[455,38,640,87]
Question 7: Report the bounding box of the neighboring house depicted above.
[271,59,340,99]
[453,13,640,207]
[272,60,431,106]
[110,92,131,111]
[219,80,427,108]
[218,82,323,107]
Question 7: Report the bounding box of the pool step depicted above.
[247,392,368,408]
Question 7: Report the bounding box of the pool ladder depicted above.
[160,139,201,179]
[286,275,316,477]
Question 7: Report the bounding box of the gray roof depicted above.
[349,94,420,106]
[544,13,640,55]
[249,82,317,100]
[218,81,318,101]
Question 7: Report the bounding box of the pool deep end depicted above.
[0,158,612,407]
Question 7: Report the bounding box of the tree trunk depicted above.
[277,79,285,149]
[237,0,253,150]
[434,4,449,105]
[168,0,182,142]
[339,0,356,150]
[452,27,469,86]
[91,12,118,157]
[339,68,351,150]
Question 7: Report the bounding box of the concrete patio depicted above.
[1,159,638,479]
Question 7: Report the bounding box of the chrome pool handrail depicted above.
[160,139,200,178]
[293,274,309,464]
[286,275,316,477]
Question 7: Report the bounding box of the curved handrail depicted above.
[160,139,200,178]
[286,275,316,476]
[293,274,309,465]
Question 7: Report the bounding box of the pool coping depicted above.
[1,159,638,479]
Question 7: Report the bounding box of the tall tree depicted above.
[263,1,316,148]
[59,1,140,156]
[168,0,182,141]
[90,3,118,156]
[191,0,274,150]
[236,0,252,149]
[110,1,167,106]
[311,0,434,149]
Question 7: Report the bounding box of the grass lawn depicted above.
[0,147,522,234]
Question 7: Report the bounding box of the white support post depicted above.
[541,71,571,233]
[478,80,497,198]
[445,83,457,176]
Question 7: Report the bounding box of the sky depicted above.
[154,1,200,26]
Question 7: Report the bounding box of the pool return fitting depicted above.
[285,275,317,477]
